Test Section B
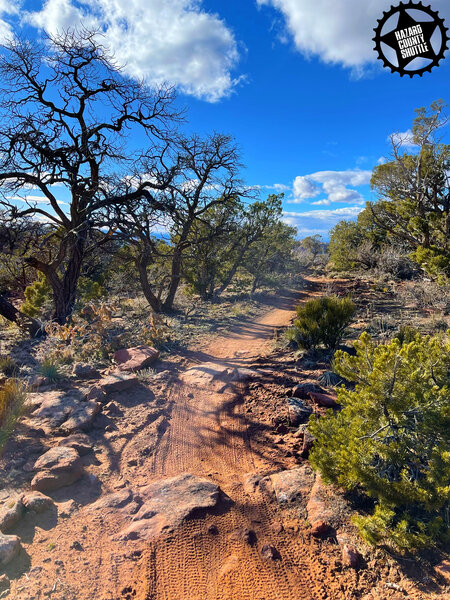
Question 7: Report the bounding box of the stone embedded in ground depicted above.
[306,474,333,536]
[0,533,21,566]
[24,390,101,435]
[58,433,93,456]
[114,345,160,372]
[267,466,314,505]
[308,391,339,408]
[85,385,106,403]
[260,544,281,560]
[181,362,257,391]
[287,398,312,427]
[301,429,316,457]
[435,559,450,583]
[292,382,322,399]
[341,543,361,569]
[0,499,23,532]
[98,372,139,394]
[72,363,101,379]
[21,491,55,514]
[31,446,83,493]
[89,489,133,512]
[119,473,221,541]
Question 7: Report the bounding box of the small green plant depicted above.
[395,324,420,345]
[136,367,156,381]
[309,331,450,550]
[21,273,51,318]
[288,295,356,350]
[0,355,18,377]
[38,357,62,382]
[0,379,27,454]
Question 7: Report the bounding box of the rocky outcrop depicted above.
[181,362,256,391]
[114,345,160,372]
[119,473,221,541]
[31,446,83,492]
[24,390,100,435]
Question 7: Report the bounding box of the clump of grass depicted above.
[38,357,62,382]
[0,379,27,454]
[0,355,18,377]
[136,367,156,381]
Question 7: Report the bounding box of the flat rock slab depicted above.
[24,390,100,435]
[98,372,138,394]
[114,345,160,372]
[264,466,314,505]
[58,433,93,456]
[31,446,83,493]
[287,398,312,427]
[119,473,221,541]
[181,362,257,392]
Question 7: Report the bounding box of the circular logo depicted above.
[373,1,449,77]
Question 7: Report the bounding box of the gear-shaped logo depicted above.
[373,2,449,77]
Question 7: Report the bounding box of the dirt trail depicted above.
[133,288,327,600]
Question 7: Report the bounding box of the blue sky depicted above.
[2,0,450,238]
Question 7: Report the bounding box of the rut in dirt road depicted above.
[132,289,328,600]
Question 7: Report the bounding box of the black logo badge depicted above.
[373,1,449,77]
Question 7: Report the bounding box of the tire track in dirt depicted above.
[136,289,324,600]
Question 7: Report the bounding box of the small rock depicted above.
[103,401,122,417]
[310,520,330,536]
[287,398,312,427]
[30,375,51,390]
[0,533,21,565]
[58,433,93,456]
[306,475,333,536]
[22,492,55,514]
[31,446,83,492]
[72,363,101,379]
[0,499,23,532]
[300,429,315,457]
[271,521,284,534]
[308,391,339,408]
[208,524,219,535]
[261,544,280,560]
[114,345,160,372]
[58,499,77,518]
[85,385,106,403]
[127,459,138,467]
[292,383,322,399]
[98,372,138,394]
[341,544,361,569]
[70,540,83,551]
[268,466,314,505]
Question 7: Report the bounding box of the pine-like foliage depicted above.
[309,331,450,549]
[289,296,356,350]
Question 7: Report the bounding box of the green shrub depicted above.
[309,331,450,549]
[38,357,62,381]
[395,324,420,345]
[288,295,356,350]
[21,273,51,317]
[0,379,27,454]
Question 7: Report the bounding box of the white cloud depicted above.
[389,129,418,149]
[292,169,371,204]
[25,0,241,102]
[256,0,450,72]
[0,0,19,40]
[293,175,320,199]
[283,206,364,237]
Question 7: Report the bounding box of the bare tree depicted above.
[112,133,246,312]
[0,30,180,323]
